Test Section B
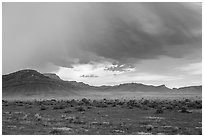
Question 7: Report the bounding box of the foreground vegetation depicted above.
[2,98,202,135]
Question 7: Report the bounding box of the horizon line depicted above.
[2,68,202,89]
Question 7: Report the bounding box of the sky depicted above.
[2,2,202,88]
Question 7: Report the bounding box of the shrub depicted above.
[141,105,149,110]
[51,99,57,102]
[81,98,90,104]
[146,125,153,131]
[96,103,108,108]
[92,100,98,106]
[155,108,164,114]
[64,109,72,113]
[53,105,65,110]
[42,100,54,106]
[194,101,202,109]
[185,99,190,102]
[70,99,78,107]
[111,104,116,107]
[180,107,190,113]
[2,100,8,104]
[175,106,180,110]
[73,119,86,124]
[49,129,63,135]
[76,106,86,112]
[127,105,133,109]
[142,100,150,105]
[148,102,158,109]
[40,105,48,110]
[171,126,179,133]
[87,106,93,109]
[165,104,173,110]
[35,113,42,121]
[117,101,125,106]
[78,101,84,106]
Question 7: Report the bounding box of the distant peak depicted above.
[17,69,39,73]
[6,69,42,76]
[157,84,167,88]
[2,69,48,82]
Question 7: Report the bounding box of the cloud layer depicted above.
[3,3,201,74]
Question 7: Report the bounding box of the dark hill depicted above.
[174,85,202,92]
[43,73,96,89]
[2,69,77,98]
[96,83,171,92]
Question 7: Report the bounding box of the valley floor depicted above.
[2,98,202,135]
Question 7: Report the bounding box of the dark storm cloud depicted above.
[3,3,201,74]
[85,3,201,64]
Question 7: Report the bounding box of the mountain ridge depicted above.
[44,72,201,91]
[2,69,202,99]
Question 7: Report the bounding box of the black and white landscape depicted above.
[2,2,202,135]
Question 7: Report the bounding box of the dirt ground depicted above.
[2,98,202,135]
